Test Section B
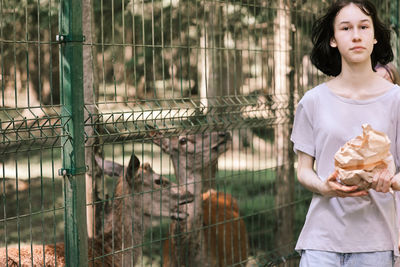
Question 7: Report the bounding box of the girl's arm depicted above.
[297,151,369,197]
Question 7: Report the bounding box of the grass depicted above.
[0,176,64,247]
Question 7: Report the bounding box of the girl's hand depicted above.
[371,168,392,193]
[390,173,400,191]
[321,171,369,197]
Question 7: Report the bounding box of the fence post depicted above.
[59,0,88,266]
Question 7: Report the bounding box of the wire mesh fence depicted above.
[1,0,399,266]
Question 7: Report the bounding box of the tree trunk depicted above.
[273,0,296,257]
[199,31,209,110]
[199,3,243,113]
[82,0,101,238]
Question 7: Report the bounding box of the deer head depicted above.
[151,130,231,192]
[130,157,194,221]
[101,154,194,223]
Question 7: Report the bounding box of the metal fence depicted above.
[1,0,399,266]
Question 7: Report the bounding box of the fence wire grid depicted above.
[1,0,399,266]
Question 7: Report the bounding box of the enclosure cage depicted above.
[1,0,399,266]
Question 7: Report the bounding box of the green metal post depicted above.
[59,0,88,266]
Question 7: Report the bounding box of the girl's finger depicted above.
[334,183,359,192]
[375,169,392,192]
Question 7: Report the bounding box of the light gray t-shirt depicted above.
[291,83,400,255]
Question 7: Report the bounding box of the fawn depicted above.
[0,154,193,267]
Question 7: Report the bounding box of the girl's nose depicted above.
[352,29,361,41]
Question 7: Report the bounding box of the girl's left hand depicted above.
[371,168,393,193]
[390,174,400,191]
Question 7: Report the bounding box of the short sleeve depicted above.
[290,95,315,157]
[395,93,400,171]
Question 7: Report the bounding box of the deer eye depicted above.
[179,137,187,145]
[155,178,170,187]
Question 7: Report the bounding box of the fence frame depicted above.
[59,0,88,266]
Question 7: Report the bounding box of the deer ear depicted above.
[148,129,162,147]
[95,155,123,177]
[146,126,172,153]
[127,154,140,179]
[146,124,160,144]
[151,134,162,147]
[158,138,172,154]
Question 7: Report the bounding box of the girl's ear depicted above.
[330,37,337,48]
[373,39,377,44]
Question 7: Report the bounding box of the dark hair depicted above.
[310,0,393,76]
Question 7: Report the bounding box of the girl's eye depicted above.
[361,25,368,29]
[342,27,349,31]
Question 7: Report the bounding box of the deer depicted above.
[84,131,250,266]
[162,188,249,267]
[0,154,194,267]
[201,189,248,267]
[151,130,249,267]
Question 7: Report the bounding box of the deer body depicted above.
[202,190,248,267]
[0,155,193,267]
[162,189,248,267]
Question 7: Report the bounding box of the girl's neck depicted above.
[337,60,375,88]
[326,59,394,100]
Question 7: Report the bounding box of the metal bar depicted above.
[59,0,88,265]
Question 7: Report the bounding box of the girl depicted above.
[291,0,400,266]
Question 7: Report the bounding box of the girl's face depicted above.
[330,3,376,66]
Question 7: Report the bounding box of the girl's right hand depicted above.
[321,171,369,197]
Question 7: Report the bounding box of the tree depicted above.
[273,0,295,258]
[82,0,102,239]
